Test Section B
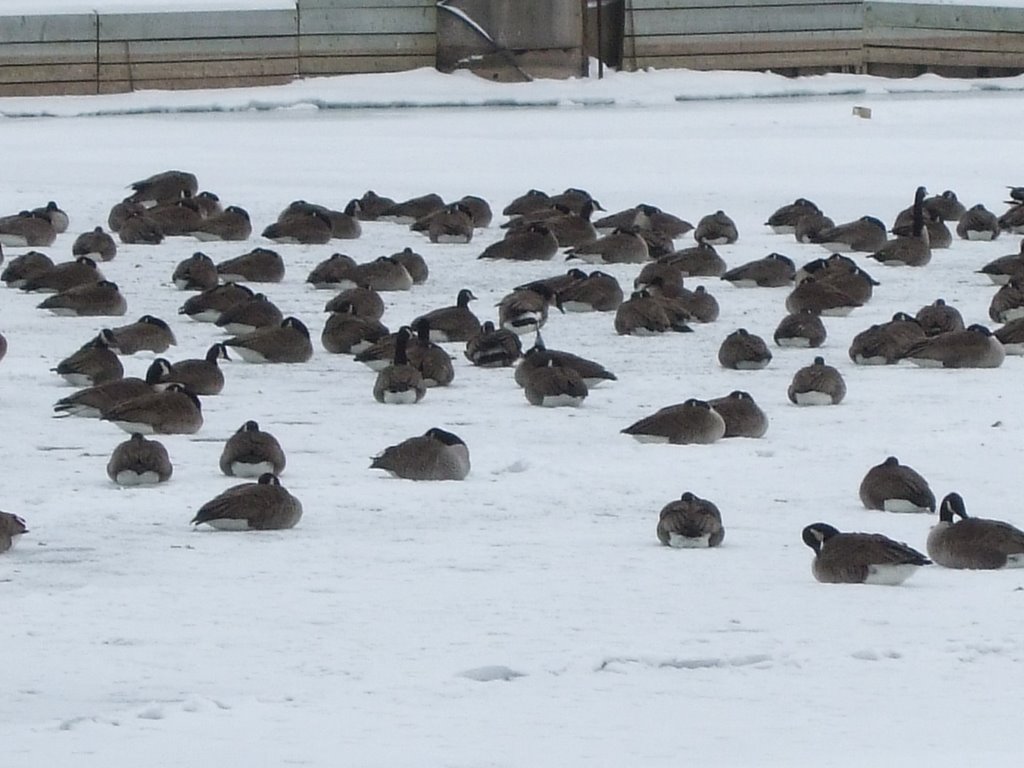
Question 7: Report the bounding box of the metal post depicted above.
[597,0,604,78]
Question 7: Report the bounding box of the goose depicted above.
[989,278,1024,323]
[802,523,930,585]
[956,204,999,240]
[101,383,203,435]
[72,226,117,261]
[30,201,69,233]
[708,391,769,438]
[220,420,286,477]
[196,190,223,218]
[901,324,1004,368]
[349,256,414,292]
[107,315,176,354]
[555,270,623,312]
[425,202,475,244]
[497,286,553,335]
[53,333,123,386]
[275,200,361,239]
[370,428,470,481]
[870,186,931,267]
[117,210,165,245]
[505,202,598,247]
[548,187,603,215]
[594,204,692,238]
[478,222,559,261]
[305,252,357,289]
[634,261,685,296]
[785,277,861,316]
[659,242,726,277]
[147,197,204,236]
[774,310,826,348]
[127,170,198,207]
[666,284,719,323]
[147,343,230,396]
[179,282,255,323]
[718,329,772,370]
[997,203,1024,234]
[0,511,28,553]
[993,317,1024,355]
[191,473,302,531]
[54,361,169,418]
[657,492,725,547]
[977,241,1024,285]
[915,298,964,337]
[892,207,952,249]
[107,433,173,486]
[514,333,616,388]
[464,321,522,367]
[614,290,687,336]
[37,280,127,317]
[373,327,426,404]
[214,293,283,335]
[408,319,455,387]
[503,189,551,217]
[224,317,313,364]
[189,205,252,241]
[378,193,445,224]
[347,190,398,221]
[924,190,966,222]
[171,252,219,291]
[798,254,879,304]
[516,268,587,299]
[859,456,935,513]
[0,211,57,247]
[787,356,846,405]
[20,256,102,294]
[927,492,1024,569]
[765,198,821,234]
[566,227,649,264]
[621,399,726,444]
[321,309,389,355]
[794,211,836,244]
[108,199,147,231]
[0,331,5,364]
[694,210,738,245]
[848,313,926,365]
[411,288,481,342]
[812,215,888,252]
[390,247,428,284]
[522,357,588,407]
[216,248,285,283]
[453,195,492,228]
[721,252,795,287]
[2,250,53,288]
[324,286,385,319]
[262,208,334,245]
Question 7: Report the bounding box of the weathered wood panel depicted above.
[865,1,1024,32]
[97,10,298,41]
[298,0,432,7]
[298,6,435,35]
[630,6,864,36]
[0,13,96,43]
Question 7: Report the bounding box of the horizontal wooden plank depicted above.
[0,40,96,60]
[629,5,864,35]
[630,0,860,8]
[865,2,1024,33]
[865,29,1024,52]
[299,32,435,55]
[298,0,432,7]
[633,48,862,69]
[297,54,434,75]
[98,74,294,94]
[98,57,298,81]
[863,45,1024,67]
[98,10,297,41]
[633,29,863,56]
[99,37,298,61]
[0,13,96,44]
[298,6,435,34]
[0,62,96,85]
[0,81,99,97]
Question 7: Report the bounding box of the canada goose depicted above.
[503,189,552,217]
[813,215,888,252]
[614,290,690,335]
[107,315,176,354]
[548,187,603,215]
[0,211,57,247]
[349,190,397,221]
[2,250,53,288]
[566,227,649,264]
[622,399,726,444]
[797,254,878,305]
[20,256,102,294]
[977,241,1024,285]
[635,262,685,297]
[371,427,470,480]
[108,199,146,232]
[262,208,333,244]
[425,203,475,244]
[956,204,999,240]
[925,190,966,221]
[718,329,772,370]
[323,286,385,319]
[859,456,935,513]
[127,170,198,207]
[179,282,255,323]
[594,203,692,239]
[191,473,302,531]
[216,248,285,283]
[354,331,403,371]
[0,511,28,553]
[72,226,117,261]
[708,391,769,438]
[479,222,560,261]
[412,288,481,342]
[214,293,283,335]
[107,433,173,486]
[505,202,598,247]
[37,280,127,317]
[927,492,1024,569]
[997,203,1024,234]
[220,420,286,477]
[914,298,963,337]
[378,193,445,224]
[464,321,522,367]
[785,277,861,316]
[276,200,361,239]
[787,356,846,405]
[190,206,252,241]
[794,211,836,244]
[555,270,623,312]
[497,285,553,335]
[660,242,726,277]
[721,252,795,287]
[892,205,952,249]
[870,186,931,267]
[765,198,821,234]
[373,327,426,404]
[657,492,725,547]
[989,278,1024,323]
[515,333,616,388]
[408,319,455,387]
[694,210,738,245]
[522,357,588,407]
[148,343,230,396]
[901,324,1005,368]
[306,253,357,289]
[117,210,165,245]
[147,197,204,236]
[321,309,389,355]
[774,310,827,348]
[53,360,166,418]
[192,191,222,217]
[101,382,203,435]
[350,256,414,292]
[225,317,313,364]
[668,284,719,323]
[848,312,926,365]
[516,269,587,300]
[53,333,123,386]
[994,317,1024,355]
[391,247,428,284]
[29,201,68,233]
[172,252,218,291]
[0,331,6,363]
[801,523,930,585]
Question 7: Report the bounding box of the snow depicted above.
[3,65,1024,767]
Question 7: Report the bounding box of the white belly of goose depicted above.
[777,337,812,348]
[111,420,157,435]
[380,390,421,405]
[187,309,223,323]
[792,391,835,406]
[1001,341,1024,356]
[559,300,597,312]
[863,563,921,585]
[46,308,81,317]
[627,434,671,444]
[853,354,888,365]
[200,518,254,531]
[0,234,29,247]
[771,225,796,235]
[734,360,770,370]
[906,357,945,368]
[883,499,932,514]
[220,322,259,335]
[229,461,277,478]
[965,230,996,241]
[819,306,855,317]
[114,470,164,486]
[1000,307,1024,322]
[58,373,95,387]
[231,347,271,364]
[538,393,585,408]
[667,533,713,548]
[434,233,471,244]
